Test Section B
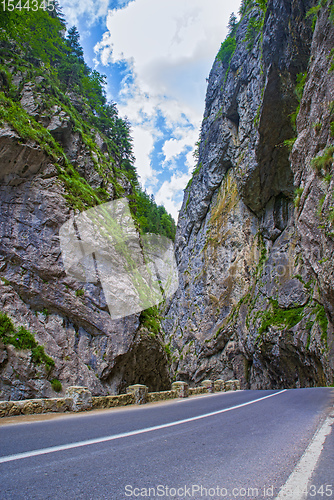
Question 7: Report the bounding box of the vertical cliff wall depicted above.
[163,0,334,388]
[0,17,171,400]
[0,108,171,400]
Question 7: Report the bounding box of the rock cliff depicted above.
[163,0,334,388]
[0,14,171,400]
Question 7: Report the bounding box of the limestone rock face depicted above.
[0,71,170,401]
[291,5,334,323]
[164,0,334,389]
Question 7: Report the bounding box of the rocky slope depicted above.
[163,0,334,389]
[0,16,171,400]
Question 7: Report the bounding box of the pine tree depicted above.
[52,0,66,25]
[66,26,84,61]
[228,12,238,36]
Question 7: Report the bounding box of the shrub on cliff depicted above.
[0,311,55,369]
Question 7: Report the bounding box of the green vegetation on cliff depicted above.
[0,5,176,240]
[239,0,267,16]
[216,13,238,70]
[0,311,55,369]
[217,35,236,67]
[242,0,267,51]
[139,306,162,336]
[307,0,334,30]
[216,0,267,72]
[51,378,62,392]
[258,299,305,336]
[130,191,176,241]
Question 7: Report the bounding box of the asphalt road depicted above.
[0,388,333,500]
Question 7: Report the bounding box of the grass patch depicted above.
[245,15,264,50]
[240,0,268,52]
[314,303,328,346]
[139,306,161,336]
[0,311,55,369]
[254,233,267,277]
[330,121,334,137]
[239,0,267,17]
[217,36,236,66]
[290,72,307,130]
[51,378,62,392]
[0,92,63,158]
[304,302,329,349]
[283,137,297,151]
[164,343,172,358]
[311,146,334,176]
[258,299,305,336]
[294,187,304,208]
[306,0,325,30]
[186,162,203,190]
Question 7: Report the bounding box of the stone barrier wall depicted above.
[147,390,178,403]
[188,387,207,396]
[0,398,72,418]
[91,393,135,410]
[0,379,241,418]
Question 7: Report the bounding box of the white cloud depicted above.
[95,0,235,119]
[94,0,241,205]
[63,0,241,218]
[162,127,198,168]
[131,125,159,186]
[59,0,110,26]
[155,172,191,221]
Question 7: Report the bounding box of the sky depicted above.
[58,0,241,221]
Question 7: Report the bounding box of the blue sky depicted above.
[58,0,241,220]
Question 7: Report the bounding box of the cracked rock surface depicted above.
[163,0,334,389]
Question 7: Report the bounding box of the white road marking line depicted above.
[176,394,217,402]
[0,390,287,464]
[275,414,334,500]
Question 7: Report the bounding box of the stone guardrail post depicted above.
[200,380,214,393]
[172,381,189,398]
[213,379,225,392]
[126,384,148,404]
[224,379,241,391]
[65,386,92,412]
